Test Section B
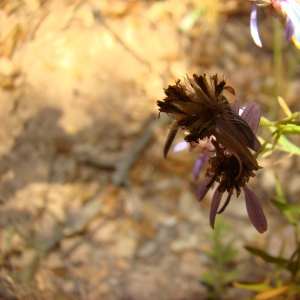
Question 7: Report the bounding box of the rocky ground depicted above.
[0,0,300,299]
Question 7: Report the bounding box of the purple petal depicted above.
[280,0,300,43]
[241,102,262,135]
[281,0,300,30]
[231,100,240,114]
[193,152,210,180]
[196,177,212,201]
[239,107,245,116]
[214,122,259,171]
[285,16,294,40]
[173,141,189,152]
[243,185,267,233]
[250,4,263,47]
[210,187,223,229]
[217,192,232,214]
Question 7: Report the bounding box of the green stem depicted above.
[271,19,283,120]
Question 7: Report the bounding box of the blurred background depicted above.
[0,0,300,299]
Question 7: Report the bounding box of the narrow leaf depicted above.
[271,198,300,214]
[278,96,292,117]
[244,246,288,265]
[233,281,271,292]
[275,175,297,224]
[255,285,289,299]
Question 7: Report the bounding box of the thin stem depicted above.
[270,18,283,120]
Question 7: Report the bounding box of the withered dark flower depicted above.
[157,74,261,172]
[196,103,267,234]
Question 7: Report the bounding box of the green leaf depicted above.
[271,199,300,214]
[274,130,300,155]
[244,246,288,265]
[222,271,239,283]
[255,285,289,299]
[233,281,271,292]
[278,96,292,117]
[259,117,300,156]
[274,175,297,224]
[201,272,216,285]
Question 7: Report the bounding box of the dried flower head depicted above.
[196,139,267,233]
[196,103,267,233]
[157,74,261,171]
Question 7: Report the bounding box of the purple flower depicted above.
[173,140,212,180]
[193,149,210,180]
[250,0,300,47]
[196,103,267,234]
[157,74,266,233]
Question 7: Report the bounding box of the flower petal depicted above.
[251,4,263,47]
[215,109,261,153]
[244,185,267,233]
[231,100,241,115]
[281,0,300,32]
[173,141,189,152]
[217,192,232,214]
[241,102,262,135]
[210,187,223,229]
[214,129,258,173]
[164,121,178,158]
[194,152,210,180]
[285,16,294,40]
[196,177,213,201]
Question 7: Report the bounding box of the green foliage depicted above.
[201,217,239,299]
[235,182,300,299]
[255,97,300,159]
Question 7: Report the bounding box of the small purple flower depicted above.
[193,151,210,180]
[173,140,212,180]
[196,103,267,234]
[250,0,300,47]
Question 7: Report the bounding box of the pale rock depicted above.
[161,216,178,227]
[92,220,117,243]
[137,240,158,258]
[0,58,15,77]
[99,282,111,294]
[178,189,203,222]
[180,251,201,276]
[114,258,131,271]
[115,236,138,258]
[225,197,248,217]
[170,234,199,253]
[156,226,176,245]
[69,243,93,264]
[141,201,168,224]
[237,52,255,66]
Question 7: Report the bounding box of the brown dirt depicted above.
[0,1,300,299]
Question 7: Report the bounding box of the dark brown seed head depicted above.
[157,73,261,171]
